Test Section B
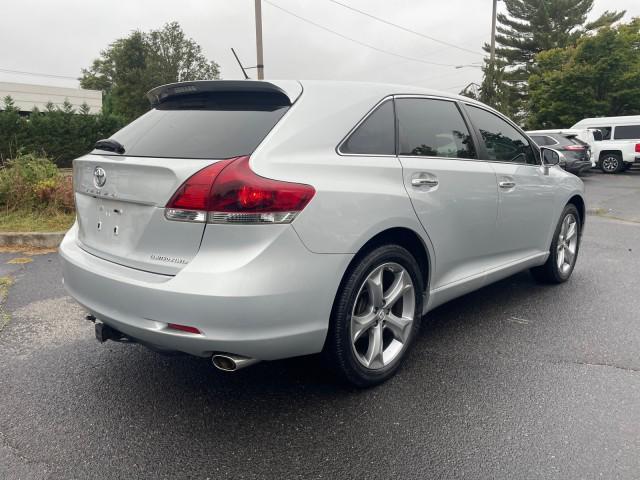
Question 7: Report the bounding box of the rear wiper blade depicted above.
[94,138,125,154]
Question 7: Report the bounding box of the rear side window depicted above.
[594,126,612,140]
[530,135,556,146]
[466,105,537,165]
[613,125,640,140]
[96,92,290,159]
[396,98,476,159]
[340,100,395,155]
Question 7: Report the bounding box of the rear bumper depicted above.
[60,224,352,360]
[564,160,592,174]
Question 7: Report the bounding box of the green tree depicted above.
[0,96,23,162]
[527,18,640,129]
[479,62,519,118]
[482,0,624,119]
[80,22,220,122]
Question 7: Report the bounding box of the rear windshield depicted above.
[564,135,587,145]
[93,92,290,159]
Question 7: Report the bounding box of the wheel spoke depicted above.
[564,246,575,265]
[557,247,565,268]
[365,323,384,369]
[352,310,377,343]
[385,313,412,343]
[566,221,577,240]
[365,268,384,308]
[383,270,412,308]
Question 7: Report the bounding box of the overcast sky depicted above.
[1,0,638,94]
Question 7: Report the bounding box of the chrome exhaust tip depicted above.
[211,354,260,372]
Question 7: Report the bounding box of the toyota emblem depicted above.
[93,166,107,188]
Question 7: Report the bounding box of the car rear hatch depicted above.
[560,135,590,162]
[73,80,302,275]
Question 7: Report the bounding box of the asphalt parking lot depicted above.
[1,170,639,480]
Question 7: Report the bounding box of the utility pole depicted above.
[255,0,264,79]
[490,0,498,64]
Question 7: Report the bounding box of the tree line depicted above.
[0,97,125,167]
[476,0,640,128]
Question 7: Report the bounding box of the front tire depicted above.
[325,244,424,388]
[600,153,624,174]
[530,204,581,284]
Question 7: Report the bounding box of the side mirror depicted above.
[541,147,561,166]
[540,147,565,175]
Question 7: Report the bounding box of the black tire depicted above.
[600,153,624,174]
[530,204,581,284]
[325,244,424,388]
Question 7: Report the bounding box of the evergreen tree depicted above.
[481,0,624,119]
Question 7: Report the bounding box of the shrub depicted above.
[0,153,71,211]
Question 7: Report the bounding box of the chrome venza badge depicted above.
[93,166,107,188]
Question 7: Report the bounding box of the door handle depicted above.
[411,178,439,187]
[499,181,516,189]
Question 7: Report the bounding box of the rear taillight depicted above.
[165,156,315,224]
[635,143,640,153]
[563,145,585,151]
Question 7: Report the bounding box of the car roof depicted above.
[573,115,640,127]
[146,79,494,114]
[527,129,581,135]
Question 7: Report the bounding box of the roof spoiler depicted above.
[146,80,292,107]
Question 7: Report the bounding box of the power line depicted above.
[263,0,459,68]
[0,68,78,81]
[327,0,484,58]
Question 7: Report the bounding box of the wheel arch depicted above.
[567,194,586,230]
[338,227,432,298]
[599,150,622,161]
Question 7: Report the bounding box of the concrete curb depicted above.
[0,231,66,248]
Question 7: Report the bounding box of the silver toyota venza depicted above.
[60,80,585,387]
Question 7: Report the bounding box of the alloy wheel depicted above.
[602,156,619,172]
[350,262,415,370]
[556,213,578,275]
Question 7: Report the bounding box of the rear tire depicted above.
[325,244,423,388]
[530,204,581,284]
[600,153,624,174]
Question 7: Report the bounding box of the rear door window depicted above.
[466,105,537,165]
[396,98,476,159]
[613,125,640,140]
[95,91,290,159]
[340,100,396,155]
[530,135,557,146]
[529,135,547,146]
[594,126,612,140]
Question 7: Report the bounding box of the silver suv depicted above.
[60,80,585,387]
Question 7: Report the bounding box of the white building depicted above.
[0,81,102,114]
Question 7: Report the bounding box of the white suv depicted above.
[572,116,640,173]
[60,80,585,386]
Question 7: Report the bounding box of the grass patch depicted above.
[0,210,75,232]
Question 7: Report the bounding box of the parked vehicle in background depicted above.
[527,130,593,175]
[571,116,640,173]
[59,80,586,387]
